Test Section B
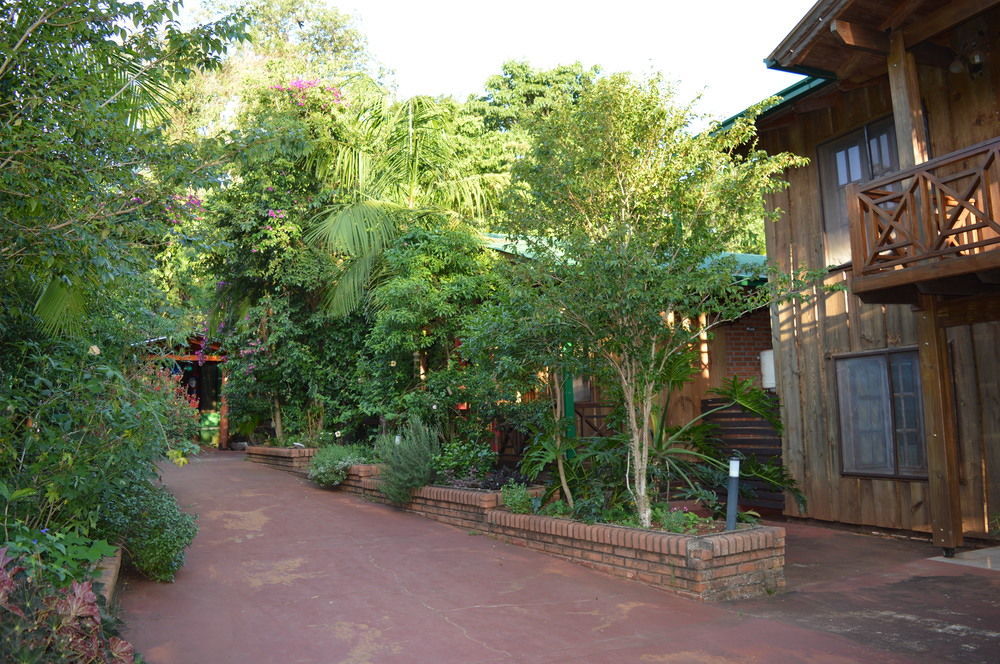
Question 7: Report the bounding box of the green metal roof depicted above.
[717,75,833,132]
[481,232,540,259]
[484,232,767,282]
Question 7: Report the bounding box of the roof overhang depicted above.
[766,0,1000,84]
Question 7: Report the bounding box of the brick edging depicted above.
[485,510,784,600]
[245,446,317,458]
[94,548,122,605]
[334,465,784,600]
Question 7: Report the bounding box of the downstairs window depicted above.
[835,349,926,478]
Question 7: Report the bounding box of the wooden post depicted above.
[218,375,230,450]
[887,31,929,169]
[915,294,963,552]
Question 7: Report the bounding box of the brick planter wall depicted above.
[487,511,784,601]
[334,464,785,600]
[245,446,316,476]
[340,464,383,493]
[339,466,544,530]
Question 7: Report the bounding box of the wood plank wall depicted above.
[759,62,1000,536]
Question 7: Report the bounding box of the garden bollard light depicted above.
[726,456,740,531]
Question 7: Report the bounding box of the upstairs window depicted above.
[817,117,898,266]
[835,349,926,478]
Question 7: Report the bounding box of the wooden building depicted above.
[750,0,1000,552]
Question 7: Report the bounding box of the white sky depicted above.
[341,0,818,121]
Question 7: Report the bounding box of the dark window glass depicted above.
[836,349,926,478]
[818,118,898,266]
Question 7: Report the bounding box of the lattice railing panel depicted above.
[849,138,1000,279]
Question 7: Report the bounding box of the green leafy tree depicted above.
[503,74,805,527]
[357,226,500,431]
[457,61,600,182]
[0,0,247,585]
[168,0,370,141]
[309,93,507,316]
[1,0,248,333]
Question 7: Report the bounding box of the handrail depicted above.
[849,136,1000,284]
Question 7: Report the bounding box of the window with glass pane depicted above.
[836,349,926,478]
[818,118,898,266]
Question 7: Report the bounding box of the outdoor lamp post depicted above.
[726,456,740,531]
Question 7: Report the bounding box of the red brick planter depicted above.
[335,464,785,600]
[245,446,316,476]
[339,465,543,529]
[486,511,784,601]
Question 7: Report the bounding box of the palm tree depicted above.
[307,91,506,316]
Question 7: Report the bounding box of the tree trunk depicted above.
[272,399,284,443]
[622,370,652,528]
[552,372,574,508]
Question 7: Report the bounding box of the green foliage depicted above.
[433,440,496,481]
[168,0,369,141]
[357,226,500,428]
[98,479,197,583]
[459,61,600,177]
[374,419,440,505]
[308,93,507,316]
[207,143,371,442]
[1,523,116,587]
[501,73,806,527]
[500,482,534,515]
[0,333,202,538]
[652,504,714,535]
[0,548,138,663]
[650,377,805,512]
[539,500,573,518]
[0,0,249,592]
[1,0,248,334]
[308,444,373,488]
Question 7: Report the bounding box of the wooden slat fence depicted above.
[701,397,785,513]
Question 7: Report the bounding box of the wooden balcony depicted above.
[848,137,1000,304]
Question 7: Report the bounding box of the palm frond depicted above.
[322,251,378,317]
[308,201,403,256]
[34,278,86,335]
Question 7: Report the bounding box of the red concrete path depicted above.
[120,452,1000,663]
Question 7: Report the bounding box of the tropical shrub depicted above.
[374,419,440,505]
[0,522,116,587]
[0,548,137,663]
[308,444,373,487]
[433,439,496,482]
[98,479,197,583]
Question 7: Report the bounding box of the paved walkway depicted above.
[120,452,1000,663]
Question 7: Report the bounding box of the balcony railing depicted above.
[848,136,1000,298]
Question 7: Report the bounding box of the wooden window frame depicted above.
[833,346,927,480]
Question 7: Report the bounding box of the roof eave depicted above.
[765,0,851,72]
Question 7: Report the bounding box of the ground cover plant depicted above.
[0,548,137,663]
[308,444,376,488]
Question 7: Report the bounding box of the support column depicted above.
[887,31,929,169]
[916,294,963,552]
